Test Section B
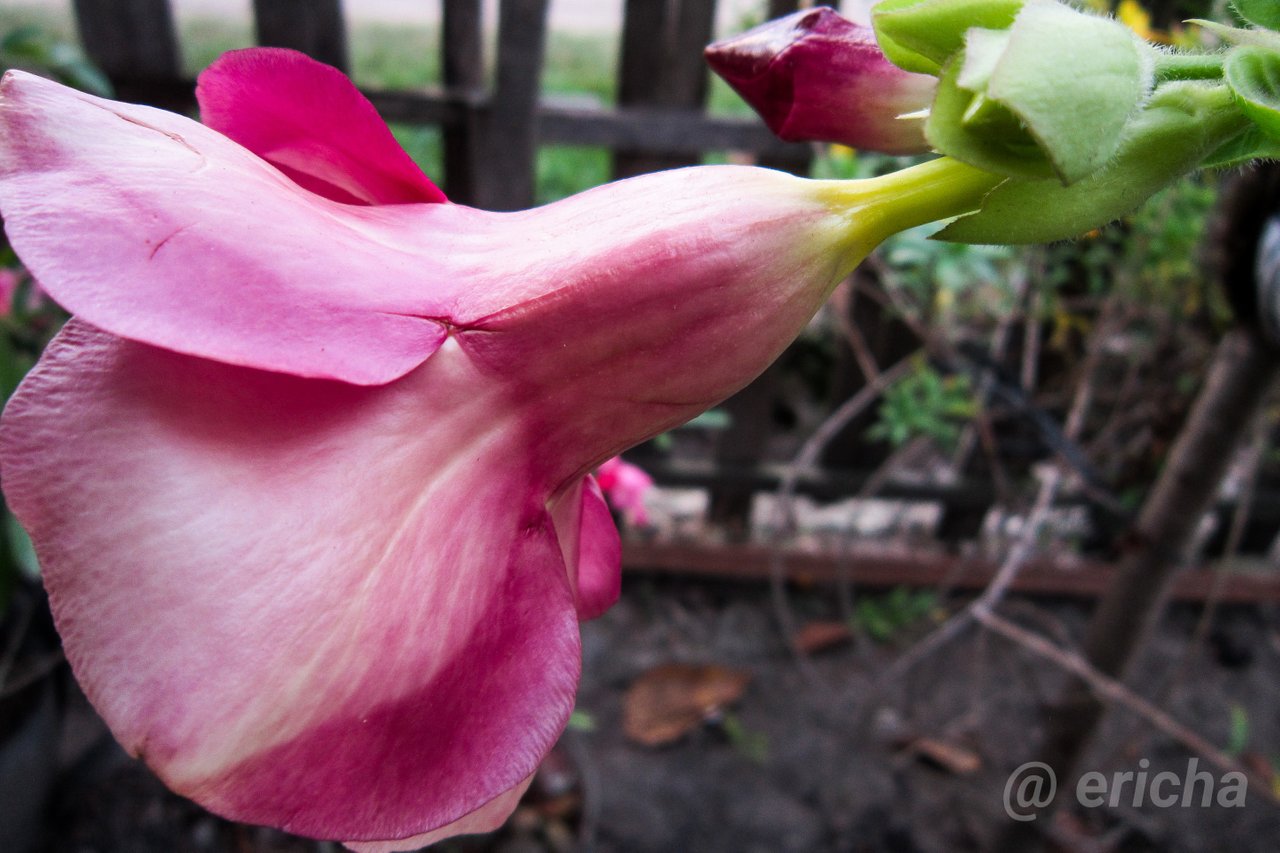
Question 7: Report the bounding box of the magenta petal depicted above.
[549,476,622,620]
[344,775,534,852]
[576,477,623,620]
[0,70,452,385]
[0,320,579,842]
[197,48,446,205]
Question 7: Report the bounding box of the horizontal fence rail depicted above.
[70,0,812,210]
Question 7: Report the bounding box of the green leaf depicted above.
[5,512,38,579]
[1232,0,1280,30]
[938,83,1248,244]
[926,54,1053,179]
[1225,45,1280,141]
[1226,704,1250,756]
[984,0,1153,184]
[1204,123,1280,167]
[873,0,1025,75]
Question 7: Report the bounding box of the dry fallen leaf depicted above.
[905,737,982,775]
[793,620,854,654]
[623,662,751,747]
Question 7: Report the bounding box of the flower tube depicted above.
[0,49,996,849]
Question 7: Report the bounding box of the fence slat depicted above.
[441,0,485,204]
[72,0,180,83]
[614,0,718,178]
[479,0,549,211]
[252,0,349,70]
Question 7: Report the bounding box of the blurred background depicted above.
[2,1,1279,851]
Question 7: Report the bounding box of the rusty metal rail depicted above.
[621,540,1280,604]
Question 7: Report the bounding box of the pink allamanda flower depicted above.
[0,49,995,850]
[705,7,936,154]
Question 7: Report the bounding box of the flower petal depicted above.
[0,320,579,842]
[0,70,455,385]
[196,47,446,206]
[344,775,533,853]
[550,476,622,621]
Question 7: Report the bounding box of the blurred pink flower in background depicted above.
[0,267,18,314]
[596,456,654,527]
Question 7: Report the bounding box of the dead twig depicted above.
[975,608,1278,803]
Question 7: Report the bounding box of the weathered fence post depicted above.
[72,0,179,84]
[252,0,349,70]
[478,0,548,211]
[441,0,486,204]
[614,0,717,178]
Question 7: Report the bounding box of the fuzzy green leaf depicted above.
[1225,45,1280,141]
[1232,0,1280,30]
[927,54,1053,178]
[984,0,1153,184]
[872,0,1024,75]
[937,83,1248,244]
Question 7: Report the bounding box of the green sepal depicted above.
[936,83,1248,244]
[984,0,1154,184]
[927,53,1053,179]
[1188,19,1280,51]
[872,0,1024,75]
[1224,45,1280,142]
[1232,0,1280,30]
[1204,124,1280,168]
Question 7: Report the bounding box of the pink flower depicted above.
[705,7,936,154]
[0,49,994,849]
[596,456,654,527]
[0,267,17,314]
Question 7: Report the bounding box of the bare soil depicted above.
[22,577,1280,853]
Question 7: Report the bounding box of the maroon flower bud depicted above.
[706,7,936,154]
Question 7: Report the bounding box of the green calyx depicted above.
[937,83,1250,244]
[865,0,1280,245]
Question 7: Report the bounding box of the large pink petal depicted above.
[0,320,579,842]
[196,48,446,206]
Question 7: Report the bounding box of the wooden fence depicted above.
[69,0,813,210]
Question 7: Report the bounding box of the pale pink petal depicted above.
[0,69,457,384]
[548,476,622,620]
[0,320,579,842]
[196,48,446,206]
[344,775,533,853]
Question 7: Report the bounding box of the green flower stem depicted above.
[1153,51,1226,82]
[820,156,1003,265]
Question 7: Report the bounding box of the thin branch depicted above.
[975,608,1277,802]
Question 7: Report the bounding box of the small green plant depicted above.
[852,586,939,643]
[721,713,770,764]
[1226,703,1250,757]
[869,359,978,450]
[0,25,111,96]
